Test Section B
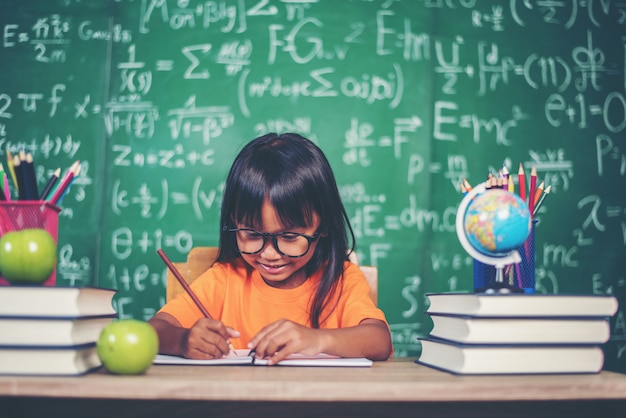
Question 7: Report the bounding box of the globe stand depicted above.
[456,182,524,294]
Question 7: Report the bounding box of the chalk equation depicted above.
[1,0,625,360]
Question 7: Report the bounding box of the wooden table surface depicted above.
[1,357,626,402]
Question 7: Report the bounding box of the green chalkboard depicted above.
[1,1,625,365]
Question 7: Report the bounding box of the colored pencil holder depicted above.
[473,219,537,294]
[0,201,61,286]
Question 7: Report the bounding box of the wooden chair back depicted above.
[166,247,378,305]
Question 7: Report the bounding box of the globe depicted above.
[463,189,531,256]
[455,183,532,293]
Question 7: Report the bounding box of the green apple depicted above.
[97,319,159,375]
[0,228,57,284]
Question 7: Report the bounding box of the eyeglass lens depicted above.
[234,230,313,257]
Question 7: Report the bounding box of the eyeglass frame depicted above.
[225,227,321,258]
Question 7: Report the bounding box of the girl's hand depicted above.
[182,318,239,359]
[248,319,323,365]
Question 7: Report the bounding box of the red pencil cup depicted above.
[0,201,61,286]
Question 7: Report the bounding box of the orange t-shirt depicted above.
[158,260,389,349]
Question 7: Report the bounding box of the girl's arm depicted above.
[148,312,238,359]
[248,318,392,365]
[316,318,393,360]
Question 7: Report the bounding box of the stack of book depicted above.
[0,286,117,375]
[418,292,619,375]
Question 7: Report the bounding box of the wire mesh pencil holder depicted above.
[473,219,538,294]
[0,201,61,286]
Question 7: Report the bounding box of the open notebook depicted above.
[154,349,372,367]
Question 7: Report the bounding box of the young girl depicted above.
[149,132,393,364]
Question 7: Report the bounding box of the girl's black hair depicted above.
[217,132,355,328]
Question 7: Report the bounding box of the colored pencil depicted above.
[23,151,39,200]
[515,263,523,289]
[156,248,236,354]
[502,166,509,184]
[48,160,80,206]
[507,175,514,193]
[6,150,18,194]
[463,178,472,192]
[528,166,537,216]
[39,168,61,200]
[533,185,551,216]
[13,154,25,200]
[533,181,545,206]
[0,165,5,201]
[517,163,526,203]
[490,174,498,189]
[157,248,212,317]
[54,163,81,206]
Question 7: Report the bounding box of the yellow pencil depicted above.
[6,150,18,193]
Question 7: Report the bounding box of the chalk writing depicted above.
[1,0,625,365]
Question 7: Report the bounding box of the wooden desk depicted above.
[1,358,626,418]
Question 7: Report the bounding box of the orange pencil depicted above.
[533,184,551,216]
[463,178,472,192]
[460,181,467,195]
[517,163,526,203]
[533,181,545,206]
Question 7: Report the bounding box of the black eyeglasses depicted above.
[226,228,321,258]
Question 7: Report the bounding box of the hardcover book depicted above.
[0,286,116,317]
[0,315,117,346]
[0,344,101,376]
[426,293,618,317]
[417,337,604,375]
[428,313,611,344]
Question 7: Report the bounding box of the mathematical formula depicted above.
[1,0,624,359]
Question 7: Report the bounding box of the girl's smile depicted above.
[239,200,320,290]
